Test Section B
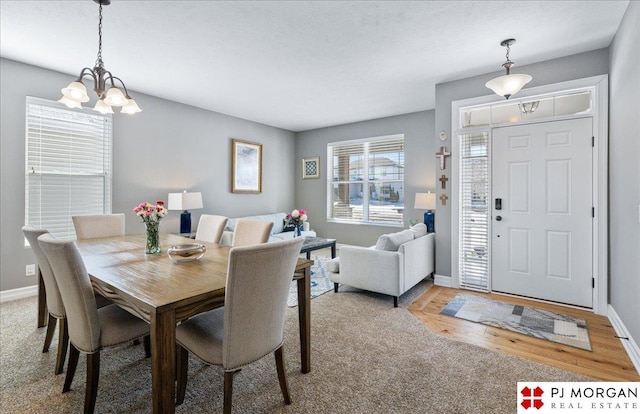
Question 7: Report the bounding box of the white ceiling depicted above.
[0,1,629,132]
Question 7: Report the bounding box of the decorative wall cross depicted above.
[440,193,448,206]
[439,174,448,190]
[435,146,451,170]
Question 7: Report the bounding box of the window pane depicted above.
[327,135,404,225]
[25,97,112,241]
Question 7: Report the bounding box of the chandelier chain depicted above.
[505,42,511,64]
[95,2,104,69]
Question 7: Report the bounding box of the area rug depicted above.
[287,256,334,307]
[440,294,592,351]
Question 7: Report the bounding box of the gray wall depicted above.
[0,58,296,291]
[608,1,640,348]
[434,48,610,278]
[295,110,436,246]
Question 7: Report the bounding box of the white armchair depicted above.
[328,228,434,307]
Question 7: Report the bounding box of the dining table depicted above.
[68,233,313,414]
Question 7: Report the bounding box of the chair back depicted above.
[72,214,125,240]
[37,234,101,353]
[22,226,66,318]
[195,214,228,243]
[222,237,304,370]
[231,218,274,247]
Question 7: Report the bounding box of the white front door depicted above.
[491,118,593,307]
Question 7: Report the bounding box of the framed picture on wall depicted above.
[302,156,320,179]
[231,139,262,193]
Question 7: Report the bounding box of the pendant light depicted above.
[58,0,141,114]
[485,39,532,100]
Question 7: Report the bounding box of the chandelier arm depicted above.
[75,67,100,93]
[108,75,132,97]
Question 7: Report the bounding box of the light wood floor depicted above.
[408,285,640,381]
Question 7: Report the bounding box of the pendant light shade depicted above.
[93,99,114,114]
[486,39,532,100]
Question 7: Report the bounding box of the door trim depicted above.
[450,75,608,315]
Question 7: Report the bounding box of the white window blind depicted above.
[458,131,490,291]
[327,135,404,225]
[25,97,113,241]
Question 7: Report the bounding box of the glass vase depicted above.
[145,221,161,254]
[295,224,302,237]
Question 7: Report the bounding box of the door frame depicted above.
[450,75,608,315]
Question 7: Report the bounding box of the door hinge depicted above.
[592,136,595,147]
[592,278,595,289]
[592,207,595,217]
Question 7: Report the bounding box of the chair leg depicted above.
[85,352,100,414]
[63,344,80,393]
[223,370,238,414]
[54,318,69,375]
[176,345,189,405]
[334,283,339,293]
[393,296,398,308]
[275,346,292,405]
[143,335,151,358]
[42,314,57,352]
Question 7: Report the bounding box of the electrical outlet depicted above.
[25,264,36,276]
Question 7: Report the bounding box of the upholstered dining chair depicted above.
[176,237,304,413]
[72,213,125,240]
[194,214,228,243]
[22,226,69,375]
[38,234,151,414]
[231,218,274,247]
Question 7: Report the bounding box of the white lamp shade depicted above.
[168,192,203,211]
[58,96,83,109]
[415,192,436,210]
[61,81,90,102]
[121,98,142,114]
[93,99,114,114]
[485,73,532,99]
[104,87,129,107]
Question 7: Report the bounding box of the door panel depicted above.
[492,118,593,307]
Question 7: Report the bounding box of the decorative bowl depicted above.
[167,243,206,264]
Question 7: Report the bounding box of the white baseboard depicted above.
[608,304,640,376]
[434,274,452,288]
[0,285,38,303]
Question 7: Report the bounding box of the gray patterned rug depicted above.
[287,257,334,307]
[440,294,592,351]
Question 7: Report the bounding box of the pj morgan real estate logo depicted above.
[517,382,639,413]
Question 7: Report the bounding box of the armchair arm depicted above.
[330,245,404,297]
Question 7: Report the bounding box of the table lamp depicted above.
[415,192,436,233]
[168,191,203,234]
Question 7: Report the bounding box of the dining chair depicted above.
[175,237,305,413]
[231,218,274,247]
[22,226,70,375]
[38,234,151,414]
[72,213,125,240]
[194,214,228,243]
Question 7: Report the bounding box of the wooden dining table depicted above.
[69,233,313,414]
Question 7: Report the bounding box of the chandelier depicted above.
[58,0,141,114]
[485,39,532,100]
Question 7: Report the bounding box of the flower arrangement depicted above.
[133,201,168,224]
[133,200,168,254]
[286,209,307,226]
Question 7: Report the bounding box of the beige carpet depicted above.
[0,280,589,413]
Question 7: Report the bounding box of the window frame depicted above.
[24,96,113,242]
[326,134,405,227]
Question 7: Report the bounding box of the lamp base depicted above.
[424,210,435,233]
[180,210,191,234]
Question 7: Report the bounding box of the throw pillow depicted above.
[282,220,297,232]
[410,223,427,238]
[374,229,414,251]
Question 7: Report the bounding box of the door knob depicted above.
[496,215,502,221]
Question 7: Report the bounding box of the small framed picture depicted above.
[232,139,262,193]
[302,156,320,179]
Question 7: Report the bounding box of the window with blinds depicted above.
[327,134,404,225]
[25,97,113,241]
[458,131,490,291]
